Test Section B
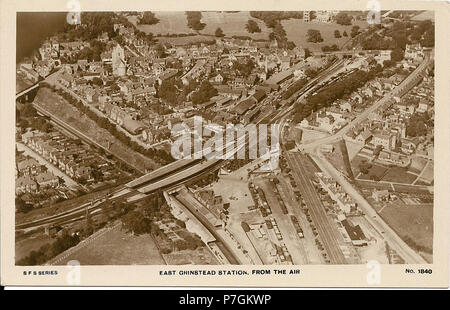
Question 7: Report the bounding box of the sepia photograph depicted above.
[1,0,449,288]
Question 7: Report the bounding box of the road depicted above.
[300,53,432,151]
[16,142,80,189]
[312,148,427,264]
[286,152,347,264]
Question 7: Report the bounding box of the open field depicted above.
[358,164,388,181]
[351,154,370,175]
[372,198,433,259]
[351,154,416,184]
[15,231,54,263]
[130,12,369,50]
[357,180,392,191]
[129,12,192,34]
[381,166,417,184]
[417,161,433,184]
[56,225,166,265]
[345,141,363,160]
[300,128,329,144]
[163,247,219,265]
[282,19,368,51]
[411,11,435,22]
[409,156,428,174]
[129,11,270,41]
[199,11,270,40]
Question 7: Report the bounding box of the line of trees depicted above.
[281,78,308,100]
[45,85,174,166]
[321,44,339,52]
[249,11,297,49]
[293,65,383,123]
[360,19,434,51]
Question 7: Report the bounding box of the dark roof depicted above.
[232,98,256,116]
[264,70,293,86]
[341,220,366,241]
[252,90,266,103]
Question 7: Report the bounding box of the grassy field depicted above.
[57,225,166,265]
[358,164,388,181]
[417,161,433,184]
[198,11,270,40]
[129,11,369,50]
[373,199,433,258]
[163,247,219,265]
[281,19,368,51]
[129,11,270,40]
[15,232,54,263]
[408,156,428,174]
[381,166,417,184]
[357,180,392,191]
[411,11,435,22]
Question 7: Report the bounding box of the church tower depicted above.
[112,44,126,76]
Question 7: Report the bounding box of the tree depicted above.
[191,81,218,105]
[391,47,404,62]
[421,27,434,47]
[286,41,296,50]
[358,160,372,174]
[121,210,152,235]
[406,115,428,137]
[343,30,348,37]
[245,19,261,33]
[335,12,352,25]
[321,44,339,52]
[215,27,225,37]
[307,29,323,43]
[186,11,206,31]
[350,25,360,38]
[334,30,341,38]
[20,104,37,117]
[16,197,33,213]
[304,48,311,58]
[138,12,160,25]
[91,77,103,86]
[232,58,255,77]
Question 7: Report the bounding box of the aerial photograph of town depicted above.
[15,10,434,266]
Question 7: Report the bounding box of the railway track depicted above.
[286,152,347,264]
[174,194,240,265]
